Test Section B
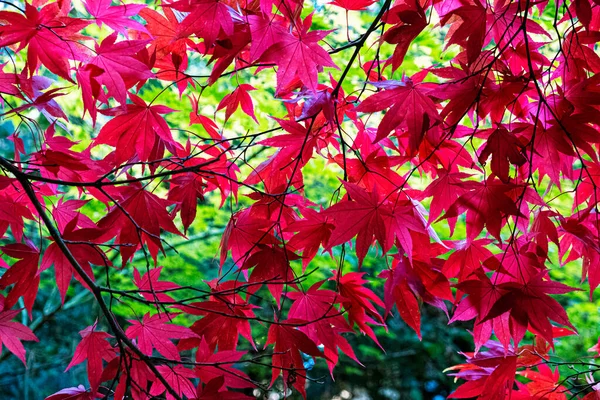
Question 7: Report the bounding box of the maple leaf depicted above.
[0,298,38,365]
[66,323,115,395]
[86,33,153,106]
[258,117,336,170]
[439,0,488,64]
[195,337,254,389]
[84,0,147,35]
[441,178,524,241]
[354,78,440,153]
[482,272,577,345]
[176,299,257,352]
[322,182,389,265]
[140,7,188,60]
[247,14,291,62]
[125,313,197,360]
[169,0,234,47]
[285,208,335,269]
[443,239,494,279]
[517,364,569,400]
[261,14,338,93]
[288,281,361,373]
[478,126,527,183]
[194,376,254,399]
[96,184,182,264]
[331,271,385,346]
[0,68,20,99]
[219,208,275,267]
[0,243,40,315]
[0,185,36,243]
[3,87,68,120]
[448,348,518,399]
[45,386,95,400]
[133,267,180,303]
[104,350,153,400]
[380,260,423,338]
[51,199,95,234]
[40,239,103,304]
[330,0,376,10]
[217,84,258,123]
[242,245,300,305]
[0,3,89,80]
[149,365,196,400]
[322,182,425,265]
[266,320,324,398]
[382,0,428,71]
[76,64,104,125]
[380,255,452,339]
[95,93,177,164]
[419,169,475,224]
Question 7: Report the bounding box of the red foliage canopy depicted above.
[0,0,599,398]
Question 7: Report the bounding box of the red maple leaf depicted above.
[482,272,577,345]
[439,0,488,65]
[95,93,176,164]
[45,385,95,400]
[322,182,389,265]
[242,245,300,305]
[420,170,477,224]
[354,78,440,153]
[330,0,376,10]
[96,184,182,264]
[125,313,197,360]
[441,178,524,241]
[382,0,428,71]
[0,3,88,80]
[176,298,257,353]
[261,14,337,93]
[217,84,258,123]
[84,0,147,35]
[266,320,324,398]
[40,239,102,304]
[331,271,385,346]
[140,7,188,60]
[66,323,115,395]
[170,0,234,47]
[195,338,254,389]
[133,266,181,303]
[0,297,38,365]
[478,126,527,183]
[149,365,196,400]
[285,208,334,269]
[86,33,153,106]
[219,208,275,267]
[0,243,40,315]
[288,281,361,373]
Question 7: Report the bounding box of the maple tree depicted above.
[1,0,600,398]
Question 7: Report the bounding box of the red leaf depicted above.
[125,313,197,360]
[217,84,258,123]
[478,126,527,183]
[0,300,38,365]
[261,15,337,93]
[66,323,115,395]
[266,320,324,398]
[84,0,147,35]
[95,93,176,164]
[86,33,153,105]
[355,78,440,153]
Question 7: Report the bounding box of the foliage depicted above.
[0,0,600,398]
